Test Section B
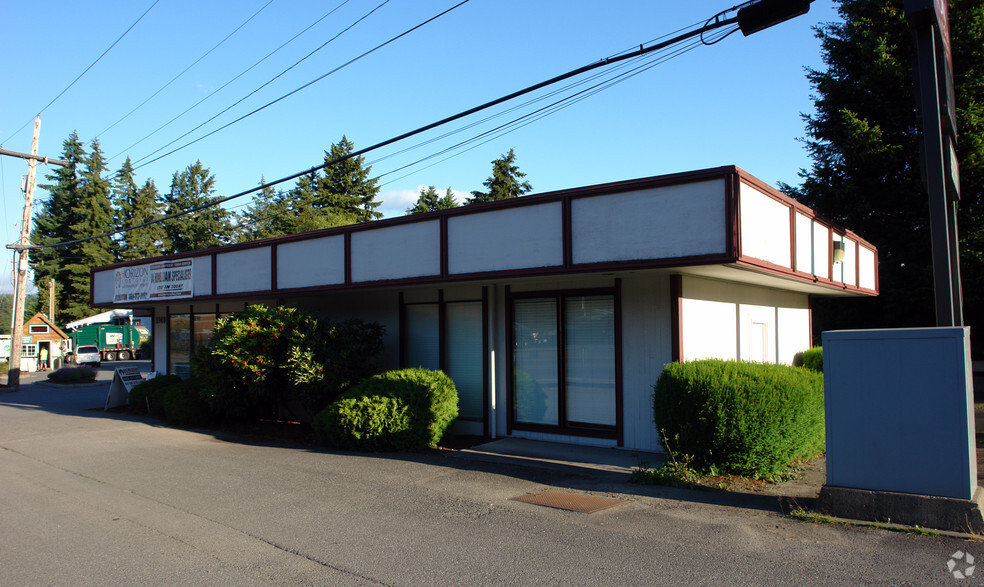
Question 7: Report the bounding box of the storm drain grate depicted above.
[510,491,626,514]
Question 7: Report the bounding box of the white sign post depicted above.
[105,366,145,410]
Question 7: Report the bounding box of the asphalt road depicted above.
[1,370,980,585]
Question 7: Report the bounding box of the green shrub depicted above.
[46,366,96,382]
[128,374,182,417]
[653,359,825,480]
[192,305,384,422]
[162,380,212,429]
[802,347,823,373]
[313,368,458,452]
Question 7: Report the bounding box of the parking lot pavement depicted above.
[1,380,979,585]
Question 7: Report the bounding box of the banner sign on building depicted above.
[114,259,194,303]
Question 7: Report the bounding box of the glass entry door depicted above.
[512,292,617,434]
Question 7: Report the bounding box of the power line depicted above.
[1,0,161,145]
[133,0,466,170]
[18,6,744,253]
[96,0,277,140]
[109,0,355,162]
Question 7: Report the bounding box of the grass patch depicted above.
[975,402,984,412]
[789,507,941,536]
[789,507,848,525]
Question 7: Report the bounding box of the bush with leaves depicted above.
[802,347,823,373]
[162,380,212,429]
[46,366,96,383]
[193,305,384,422]
[653,359,825,480]
[313,368,458,452]
[128,374,183,416]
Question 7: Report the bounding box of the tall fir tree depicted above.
[237,178,293,241]
[407,186,459,214]
[315,136,381,223]
[32,131,86,317]
[468,148,532,204]
[781,0,984,353]
[161,160,235,253]
[114,157,166,260]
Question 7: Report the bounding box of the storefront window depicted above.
[168,314,191,378]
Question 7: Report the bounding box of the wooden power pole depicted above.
[3,116,67,389]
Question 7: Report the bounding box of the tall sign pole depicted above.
[906,0,963,326]
[8,116,42,389]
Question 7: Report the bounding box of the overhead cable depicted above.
[1,0,161,145]
[17,6,742,252]
[109,0,355,162]
[96,0,278,140]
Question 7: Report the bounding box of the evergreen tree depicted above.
[32,132,86,309]
[407,186,460,214]
[161,161,235,253]
[468,148,533,204]
[781,0,984,352]
[315,136,381,223]
[237,178,293,241]
[114,157,166,261]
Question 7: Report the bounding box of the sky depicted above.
[0,0,842,295]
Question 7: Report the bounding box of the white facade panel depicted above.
[277,236,345,289]
[739,183,791,268]
[813,221,829,279]
[777,307,810,365]
[795,212,813,273]
[620,273,671,452]
[92,270,114,305]
[859,246,876,290]
[448,203,562,274]
[739,304,777,363]
[842,239,857,286]
[831,235,844,283]
[216,247,271,294]
[682,298,738,361]
[193,255,212,297]
[351,221,440,282]
[572,180,726,264]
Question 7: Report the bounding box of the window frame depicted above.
[29,324,49,334]
[399,288,489,433]
[506,282,623,445]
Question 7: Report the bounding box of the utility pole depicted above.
[2,116,67,389]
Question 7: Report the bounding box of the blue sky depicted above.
[0,0,840,295]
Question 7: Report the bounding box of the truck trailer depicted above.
[65,324,142,363]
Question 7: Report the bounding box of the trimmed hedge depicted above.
[128,374,182,417]
[313,368,458,452]
[653,359,825,479]
[46,366,96,382]
[162,380,212,429]
[802,347,823,373]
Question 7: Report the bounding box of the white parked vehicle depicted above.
[74,345,101,367]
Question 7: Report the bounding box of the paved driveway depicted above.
[0,377,979,585]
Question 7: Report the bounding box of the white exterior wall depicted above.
[795,212,813,273]
[740,183,791,268]
[572,180,726,263]
[216,247,271,294]
[859,246,876,290]
[193,255,212,297]
[277,236,345,288]
[92,270,114,305]
[351,221,440,282]
[681,276,810,365]
[448,203,563,273]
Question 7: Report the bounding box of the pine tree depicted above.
[407,186,460,214]
[237,178,293,241]
[114,157,166,261]
[57,140,116,321]
[32,132,86,308]
[315,136,381,223]
[161,161,235,253]
[468,148,532,204]
[781,0,984,349]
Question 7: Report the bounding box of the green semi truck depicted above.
[66,323,146,363]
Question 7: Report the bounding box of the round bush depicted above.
[314,368,458,452]
[128,374,182,416]
[802,347,823,373]
[653,359,825,479]
[162,380,212,429]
